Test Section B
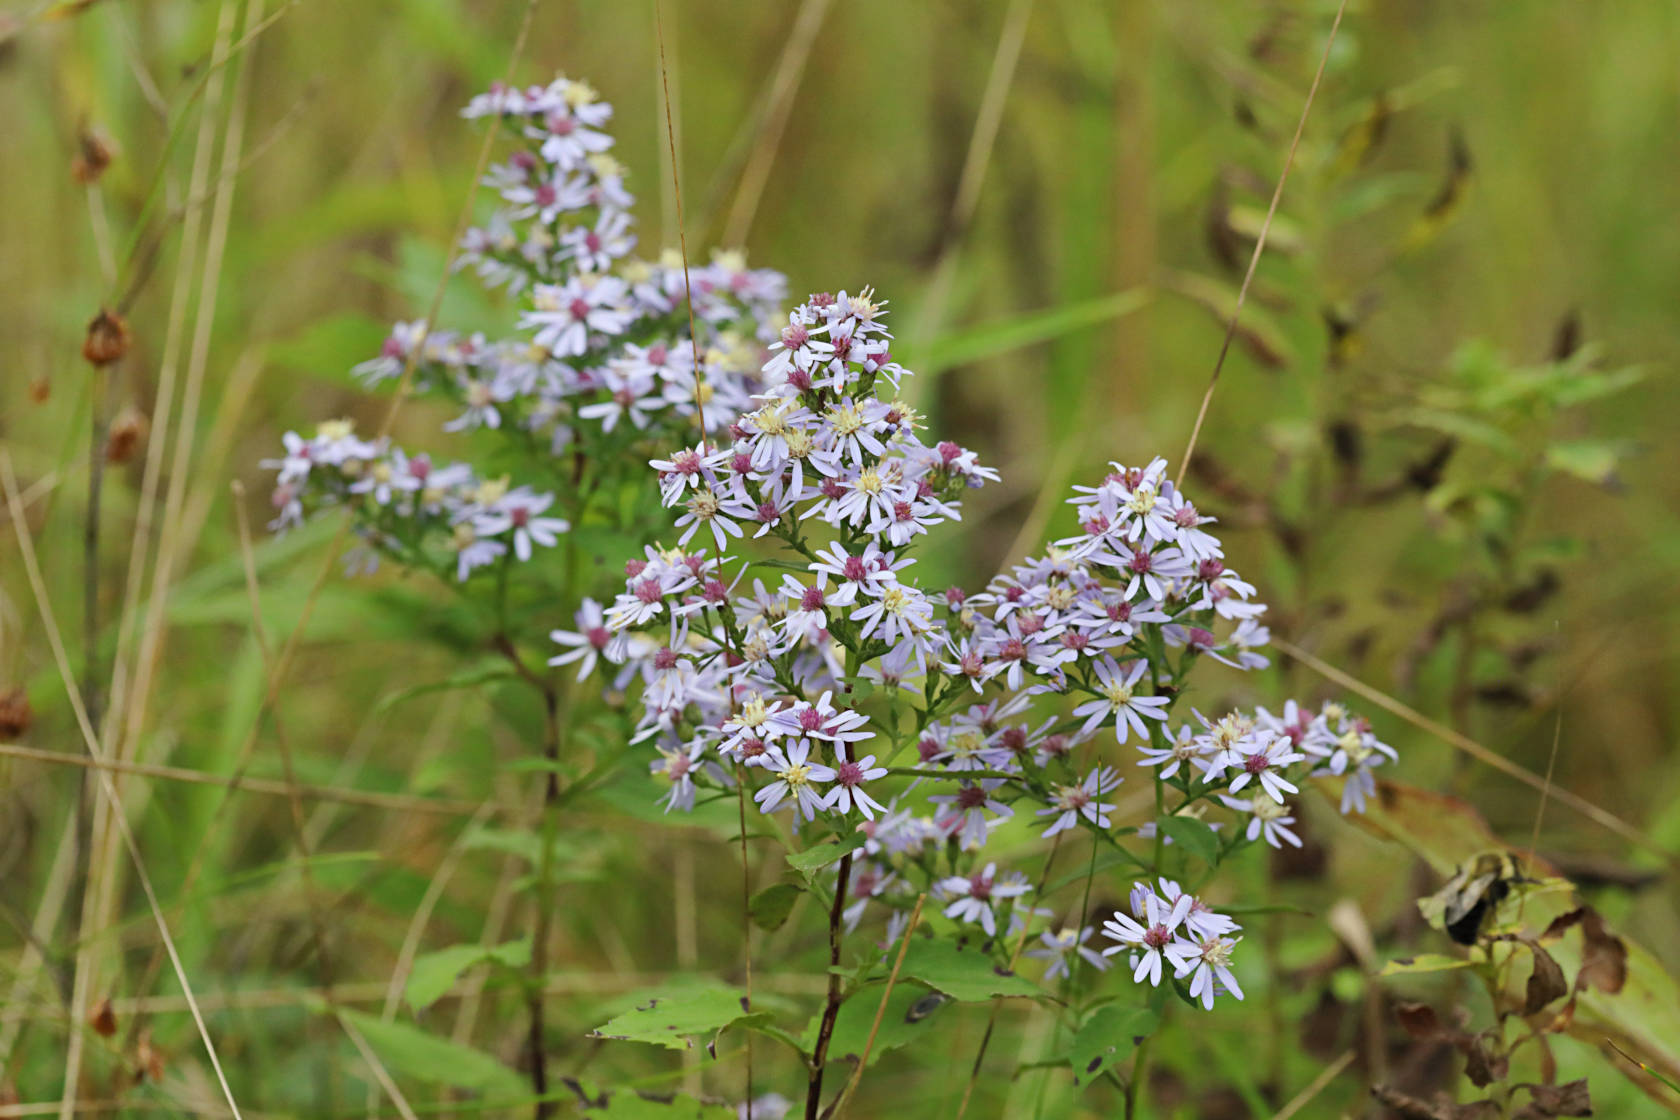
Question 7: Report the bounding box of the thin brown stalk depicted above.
[654,0,707,443]
[830,893,927,1118]
[0,742,480,816]
[63,4,245,1107]
[735,770,756,1107]
[1272,636,1674,864]
[805,850,856,1120]
[1,452,244,1119]
[1175,0,1348,490]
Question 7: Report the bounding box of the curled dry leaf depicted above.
[1511,1078,1592,1119]
[1396,1001,1444,1040]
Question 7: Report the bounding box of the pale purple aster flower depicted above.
[1100,885,1192,987]
[825,754,889,819]
[548,598,624,679]
[1219,794,1304,849]
[1220,735,1305,803]
[1174,934,1244,1010]
[939,862,1031,937]
[558,207,635,271]
[1036,766,1121,838]
[1072,657,1170,742]
[929,780,1013,849]
[1026,926,1110,981]
[473,487,568,561]
[651,740,706,812]
[522,275,633,357]
[1154,878,1241,941]
[753,739,836,821]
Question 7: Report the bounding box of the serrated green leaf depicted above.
[334,1008,524,1097]
[748,883,803,932]
[406,939,531,1011]
[589,983,767,1052]
[898,939,1041,1002]
[1070,1004,1158,1088]
[1158,816,1221,867]
[800,984,948,1068]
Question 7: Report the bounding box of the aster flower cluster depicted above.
[264,74,789,591]
[358,74,787,450]
[564,285,1397,1016]
[262,420,567,582]
[1102,881,1242,1010]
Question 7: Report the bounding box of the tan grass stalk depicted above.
[2,453,244,1119]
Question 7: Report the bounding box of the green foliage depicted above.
[896,939,1041,1002]
[331,1007,526,1097]
[405,939,531,1011]
[1069,1005,1158,1089]
[588,983,767,1053]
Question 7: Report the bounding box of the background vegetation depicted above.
[2,0,1677,1116]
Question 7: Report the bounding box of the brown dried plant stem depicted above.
[804,849,855,1120]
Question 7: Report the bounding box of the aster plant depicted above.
[266,73,1406,1120]
[589,286,1400,1116]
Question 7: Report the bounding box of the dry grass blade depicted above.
[1176,0,1349,490]
[1,452,244,1119]
[0,742,481,816]
[721,0,832,247]
[1270,1049,1355,1120]
[913,0,1035,350]
[1272,637,1674,865]
[337,1011,420,1120]
[832,893,926,1118]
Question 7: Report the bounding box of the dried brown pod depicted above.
[105,407,150,463]
[136,1028,165,1083]
[82,309,130,367]
[0,687,31,739]
[72,126,114,184]
[89,997,117,1037]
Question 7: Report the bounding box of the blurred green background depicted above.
[2,0,1678,1115]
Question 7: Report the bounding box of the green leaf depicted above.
[589,982,767,1052]
[1379,953,1477,977]
[748,883,804,932]
[334,1008,525,1097]
[1544,439,1625,486]
[1158,816,1221,867]
[801,984,948,1068]
[918,288,1151,375]
[898,939,1041,1002]
[565,1083,736,1118]
[405,939,531,1011]
[1070,1005,1158,1088]
[375,659,516,714]
[785,832,867,876]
